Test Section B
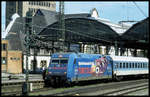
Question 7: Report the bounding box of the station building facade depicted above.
[1,39,8,73]
[1,39,22,74]
[3,7,148,74]
[6,1,56,28]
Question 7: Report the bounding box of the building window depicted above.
[48,3,51,7]
[40,49,45,54]
[30,60,34,70]
[29,8,31,12]
[36,2,38,5]
[40,60,47,70]
[2,44,7,51]
[29,1,33,5]
[43,2,45,6]
[10,57,20,61]
[2,57,7,64]
[52,4,56,8]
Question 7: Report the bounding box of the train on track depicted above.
[44,53,149,86]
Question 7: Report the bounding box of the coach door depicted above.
[73,59,79,82]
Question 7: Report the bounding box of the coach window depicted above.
[129,63,132,68]
[145,63,147,68]
[132,63,135,68]
[140,63,142,68]
[135,63,137,68]
[120,63,122,68]
[138,63,140,68]
[126,63,128,68]
[142,63,144,68]
[143,63,145,68]
[115,63,118,68]
[144,63,146,68]
[116,63,119,68]
[146,63,148,68]
[123,63,125,68]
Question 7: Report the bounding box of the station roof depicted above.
[39,17,120,44]
[121,17,149,42]
[5,8,149,51]
[119,17,149,49]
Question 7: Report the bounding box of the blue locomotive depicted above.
[44,53,149,86]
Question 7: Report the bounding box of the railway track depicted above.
[102,83,148,96]
[2,78,148,96]
[1,80,44,96]
[49,79,148,96]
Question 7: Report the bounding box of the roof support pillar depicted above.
[115,41,119,56]
[133,49,137,57]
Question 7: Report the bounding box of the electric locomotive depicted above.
[44,53,149,86]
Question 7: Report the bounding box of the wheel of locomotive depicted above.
[50,78,55,87]
[44,79,50,87]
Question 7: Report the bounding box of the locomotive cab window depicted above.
[51,60,59,64]
[73,59,76,64]
[60,60,68,64]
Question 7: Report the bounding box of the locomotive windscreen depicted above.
[50,59,68,68]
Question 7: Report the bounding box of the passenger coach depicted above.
[110,55,149,80]
[44,53,149,86]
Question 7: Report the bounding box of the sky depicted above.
[1,1,149,38]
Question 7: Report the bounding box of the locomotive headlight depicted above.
[64,72,67,74]
[48,72,52,74]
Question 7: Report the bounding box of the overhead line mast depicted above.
[59,1,66,51]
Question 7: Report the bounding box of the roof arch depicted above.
[38,17,120,44]
[119,17,149,49]
[121,17,149,42]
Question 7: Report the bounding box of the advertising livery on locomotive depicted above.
[44,53,149,86]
